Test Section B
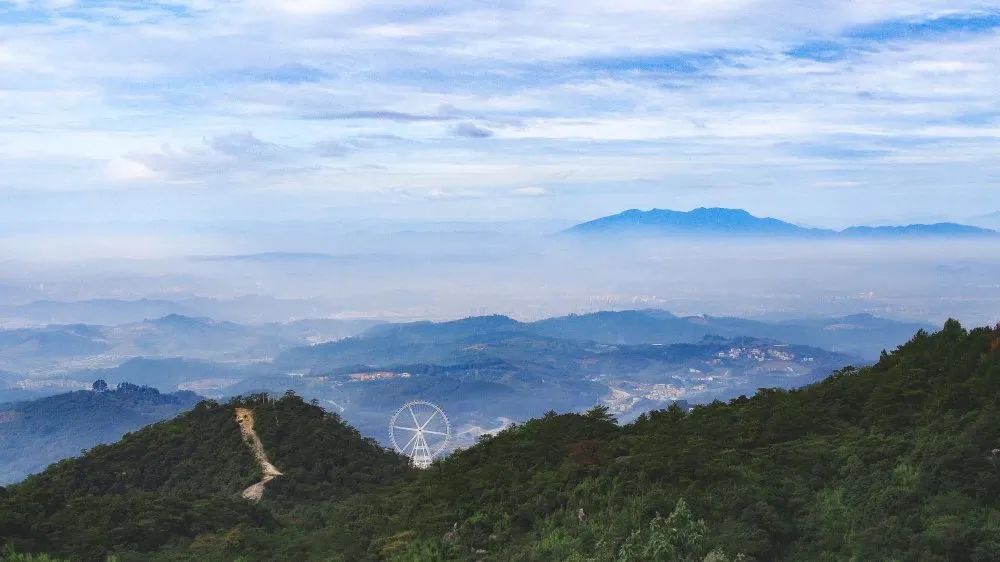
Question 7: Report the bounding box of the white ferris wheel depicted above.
[389,400,451,468]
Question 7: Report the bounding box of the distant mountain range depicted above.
[566,207,999,238]
[525,309,930,359]
[277,309,930,363]
[840,223,997,237]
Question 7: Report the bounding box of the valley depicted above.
[0,308,904,471]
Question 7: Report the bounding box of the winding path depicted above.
[234,407,283,501]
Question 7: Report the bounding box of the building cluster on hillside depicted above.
[348,371,411,382]
[715,346,799,362]
[644,383,686,401]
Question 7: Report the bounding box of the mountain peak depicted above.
[148,313,215,326]
[566,207,818,237]
[360,314,521,340]
[690,206,752,215]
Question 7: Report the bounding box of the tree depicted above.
[116,382,140,393]
[92,379,108,392]
[617,498,715,561]
[585,404,615,423]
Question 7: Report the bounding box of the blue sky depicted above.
[2,0,1000,234]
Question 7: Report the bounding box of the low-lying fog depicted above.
[2,222,998,328]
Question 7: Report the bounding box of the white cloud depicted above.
[118,132,299,183]
[249,0,362,16]
[0,0,999,222]
[511,186,549,197]
[105,158,157,182]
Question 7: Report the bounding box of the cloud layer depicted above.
[1,0,999,225]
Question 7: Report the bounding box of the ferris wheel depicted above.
[389,400,451,468]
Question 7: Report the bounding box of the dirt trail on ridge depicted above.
[234,407,283,501]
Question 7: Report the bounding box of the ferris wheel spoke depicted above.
[393,425,420,432]
[418,410,438,429]
[409,406,421,428]
[400,431,419,453]
[419,429,448,436]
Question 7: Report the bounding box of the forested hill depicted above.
[2,321,1000,561]
[0,393,413,561]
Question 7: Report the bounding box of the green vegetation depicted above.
[1,545,68,562]
[0,546,118,562]
[3,320,1000,560]
[0,393,412,561]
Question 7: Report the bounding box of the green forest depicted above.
[2,320,1000,561]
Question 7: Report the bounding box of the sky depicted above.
[2,0,1000,231]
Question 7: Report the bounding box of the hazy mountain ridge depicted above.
[567,207,998,238]
[66,357,263,395]
[0,314,380,373]
[841,223,998,237]
[527,310,930,358]
[283,310,929,365]
[0,323,111,359]
[0,296,381,327]
[0,384,200,484]
[0,298,198,326]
